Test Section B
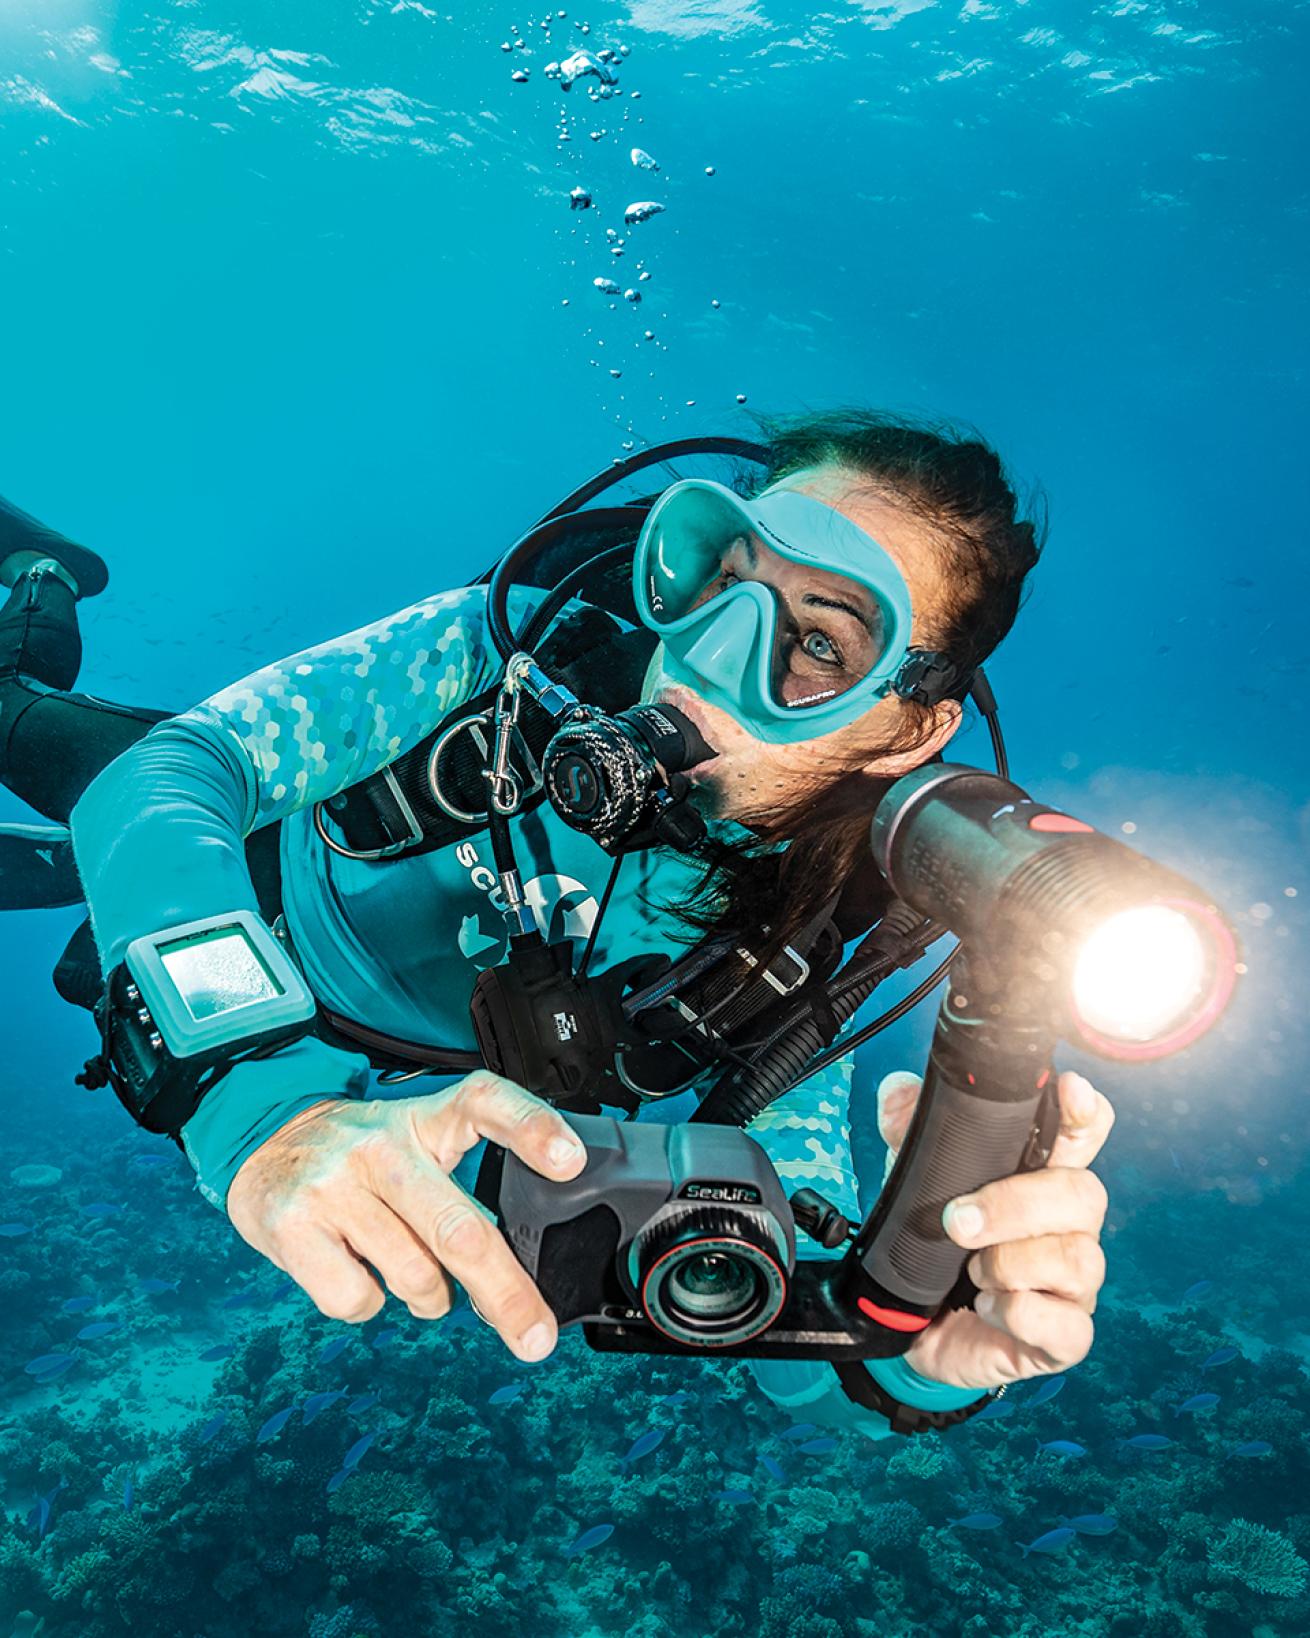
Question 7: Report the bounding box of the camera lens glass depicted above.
[665,1250,759,1316]
[637,1212,787,1347]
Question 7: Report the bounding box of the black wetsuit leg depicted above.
[0,569,169,824]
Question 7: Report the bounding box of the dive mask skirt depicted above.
[633,478,918,745]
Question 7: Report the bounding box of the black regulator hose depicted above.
[691,901,938,1126]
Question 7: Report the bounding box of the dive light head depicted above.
[870,764,1239,1060]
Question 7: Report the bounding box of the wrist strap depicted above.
[830,1359,996,1436]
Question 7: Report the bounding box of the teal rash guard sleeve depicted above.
[68,586,501,1208]
[742,1056,984,1431]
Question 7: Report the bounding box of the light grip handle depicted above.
[851,995,1061,1316]
[865,1068,1048,1308]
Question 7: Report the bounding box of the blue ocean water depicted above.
[1,2,1307,1635]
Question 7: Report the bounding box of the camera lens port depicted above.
[635,1205,788,1347]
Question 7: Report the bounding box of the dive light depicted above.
[845,764,1239,1338]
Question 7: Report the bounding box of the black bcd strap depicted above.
[318,607,657,861]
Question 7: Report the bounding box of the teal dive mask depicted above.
[633,477,957,746]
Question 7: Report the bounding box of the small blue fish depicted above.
[780,1422,820,1442]
[256,1406,297,1444]
[130,1153,172,1169]
[660,1390,693,1406]
[712,1488,753,1503]
[198,1413,228,1444]
[1182,1280,1213,1301]
[973,1397,1017,1422]
[318,1336,351,1366]
[371,1327,400,1349]
[1019,1525,1076,1557]
[1061,1514,1118,1535]
[347,1393,380,1415]
[950,1513,1003,1530]
[25,1351,77,1378]
[621,1428,665,1465]
[199,1344,234,1363]
[28,1474,65,1533]
[342,1433,375,1470]
[60,1295,97,1313]
[1229,1440,1272,1458]
[1202,1346,1239,1370]
[563,1522,615,1557]
[798,1438,838,1455]
[137,1278,179,1295]
[267,1278,298,1303]
[0,1222,34,1238]
[489,1382,526,1406]
[303,1389,347,1426]
[81,1202,122,1218]
[1125,1433,1173,1451]
[122,1476,134,1512]
[1027,1375,1066,1408]
[1038,1440,1086,1459]
[758,1454,786,1482]
[77,1320,121,1341]
[1175,1393,1219,1416]
[326,1468,353,1494]
[222,1288,259,1311]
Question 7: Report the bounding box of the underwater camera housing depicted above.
[474,1112,938,1360]
[475,762,1240,1368]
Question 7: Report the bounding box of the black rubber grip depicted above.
[867,1070,1045,1306]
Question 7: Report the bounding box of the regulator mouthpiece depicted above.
[542,704,713,855]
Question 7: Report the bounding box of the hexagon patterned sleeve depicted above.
[66,587,499,1206]
[70,585,497,971]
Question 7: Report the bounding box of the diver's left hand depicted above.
[875,1068,1114,1391]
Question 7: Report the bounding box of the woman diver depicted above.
[0,408,1114,1440]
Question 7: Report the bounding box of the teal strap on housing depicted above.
[865,1353,987,1413]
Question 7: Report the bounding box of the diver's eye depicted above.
[801,629,844,667]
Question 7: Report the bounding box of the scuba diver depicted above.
[0,409,1114,1442]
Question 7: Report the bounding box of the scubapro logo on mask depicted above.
[454,843,600,969]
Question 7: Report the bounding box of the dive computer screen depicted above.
[158,926,285,1021]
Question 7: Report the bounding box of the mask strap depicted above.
[892,650,970,707]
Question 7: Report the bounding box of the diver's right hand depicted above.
[224,1071,588,1362]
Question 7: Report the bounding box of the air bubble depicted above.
[624,200,664,225]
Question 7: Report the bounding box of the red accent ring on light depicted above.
[1029,812,1095,834]
[856,1296,932,1333]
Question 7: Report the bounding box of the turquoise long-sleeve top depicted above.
[68,583,982,1438]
